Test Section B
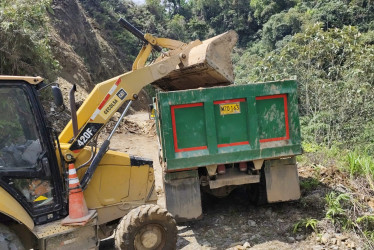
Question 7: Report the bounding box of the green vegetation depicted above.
[3,1,373,150]
[300,142,374,244]
[1,1,374,150]
[1,0,372,189]
[359,217,374,244]
[300,177,320,191]
[78,0,139,66]
[236,22,374,147]
[324,190,374,243]
[293,217,318,233]
[345,151,374,190]
[325,192,351,227]
[0,0,59,79]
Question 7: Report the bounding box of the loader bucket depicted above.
[152,30,238,91]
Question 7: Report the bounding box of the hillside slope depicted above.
[49,0,127,90]
[50,0,149,113]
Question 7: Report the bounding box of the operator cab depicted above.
[0,76,65,225]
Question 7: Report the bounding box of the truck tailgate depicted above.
[156,80,302,171]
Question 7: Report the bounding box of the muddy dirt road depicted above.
[100,112,364,250]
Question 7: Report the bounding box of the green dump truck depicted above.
[154,80,302,221]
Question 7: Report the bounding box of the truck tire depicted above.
[249,183,267,205]
[0,223,25,250]
[248,168,267,205]
[114,204,177,250]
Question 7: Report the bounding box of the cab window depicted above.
[0,86,55,209]
[0,87,42,169]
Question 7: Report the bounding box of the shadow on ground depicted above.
[98,177,332,250]
[176,179,331,249]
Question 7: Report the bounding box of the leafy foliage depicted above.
[325,192,354,229]
[357,215,374,231]
[232,1,374,152]
[0,0,59,79]
[250,0,297,25]
[293,217,318,233]
[325,192,350,220]
[261,8,304,50]
[236,23,374,148]
[2,0,374,244]
[300,177,320,192]
[345,151,374,190]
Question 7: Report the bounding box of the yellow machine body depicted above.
[58,144,157,225]
[0,186,34,230]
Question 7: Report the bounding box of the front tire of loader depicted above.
[114,204,177,250]
[0,223,25,250]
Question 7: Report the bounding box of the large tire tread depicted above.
[115,204,177,250]
[248,167,268,205]
[0,223,25,250]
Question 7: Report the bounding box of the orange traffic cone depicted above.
[61,163,96,226]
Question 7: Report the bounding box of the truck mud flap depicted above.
[264,157,301,203]
[164,170,202,222]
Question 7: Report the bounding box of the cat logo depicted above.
[116,89,127,100]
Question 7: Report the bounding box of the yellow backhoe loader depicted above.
[0,19,237,249]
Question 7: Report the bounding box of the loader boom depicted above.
[58,40,196,152]
[59,23,238,160]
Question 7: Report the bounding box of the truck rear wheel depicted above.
[248,168,267,205]
[0,223,25,250]
[114,204,177,250]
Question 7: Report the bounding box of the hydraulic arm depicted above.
[58,19,238,187]
[58,34,197,150]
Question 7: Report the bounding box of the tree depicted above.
[250,0,297,25]
[235,23,374,146]
[261,7,305,50]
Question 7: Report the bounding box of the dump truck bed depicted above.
[155,80,302,171]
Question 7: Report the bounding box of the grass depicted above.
[299,142,374,247]
[300,177,320,191]
[300,142,374,190]
[363,231,374,243]
[356,215,374,230]
[357,216,374,245]
[293,218,318,233]
[325,191,353,229]
[344,150,374,190]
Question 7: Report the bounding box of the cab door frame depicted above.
[0,80,66,225]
